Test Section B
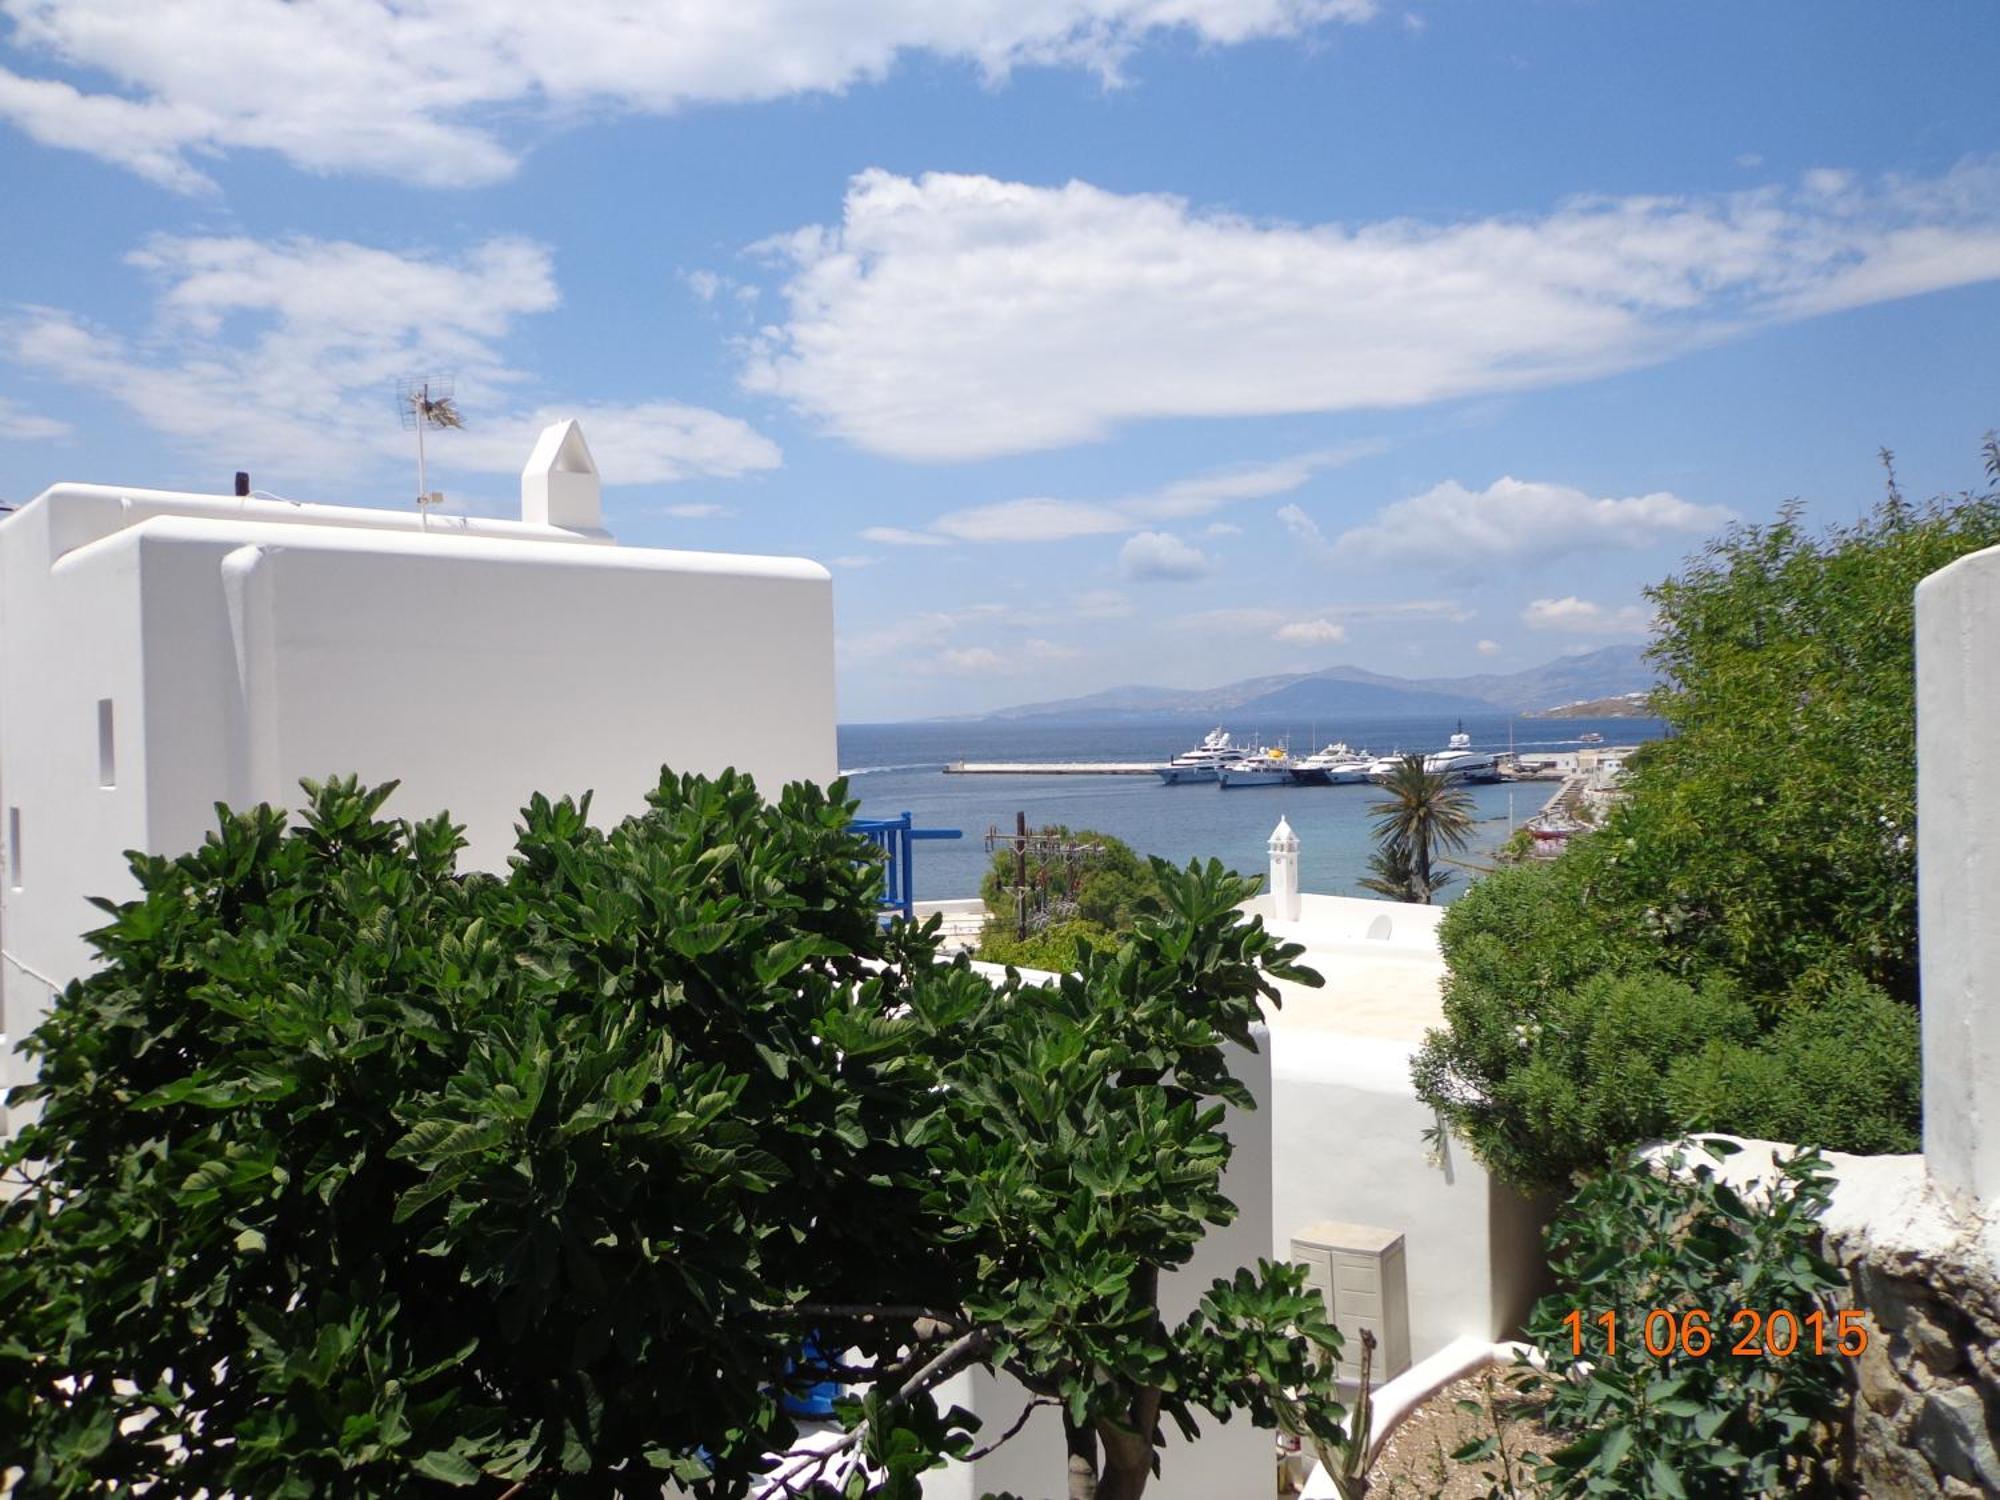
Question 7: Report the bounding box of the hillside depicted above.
[1526,691,1658,719]
[954,644,1656,722]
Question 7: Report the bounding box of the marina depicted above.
[851,715,1658,902]
[945,760,1164,775]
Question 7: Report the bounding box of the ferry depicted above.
[1156,727,1242,785]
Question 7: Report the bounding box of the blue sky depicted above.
[2,1,1997,721]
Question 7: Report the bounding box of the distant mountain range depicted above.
[943,644,1657,723]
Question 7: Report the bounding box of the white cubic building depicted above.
[1241,836,1548,1370]
[0,421,836,1124]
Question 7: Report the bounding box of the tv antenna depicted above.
[395,376,463,513]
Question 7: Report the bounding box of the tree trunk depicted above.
[1065,1415,1100,1500]
[1094,1409,1157,1500]
[1094,1374,1163,1500]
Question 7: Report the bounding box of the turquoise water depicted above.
[838,714,1661,905]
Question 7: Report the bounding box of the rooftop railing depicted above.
[850,811,963,922]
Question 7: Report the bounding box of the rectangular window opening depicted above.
[97,698,116,789]
[7,806,19,890]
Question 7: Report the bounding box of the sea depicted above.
[838,714,1666,905]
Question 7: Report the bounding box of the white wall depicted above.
[0,496,153,1121]
[1,481,837,1127]
[1915,541,2000,1207]
[1270,1029,1547,1365]
[928,1034,1277,1500]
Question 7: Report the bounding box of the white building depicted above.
[0,421,837,1126]
[1242,824,1547,1378]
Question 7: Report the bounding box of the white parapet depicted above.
[1916,541,2000,1206]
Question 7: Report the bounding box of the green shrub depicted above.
[1414,466,1999,1188]
[1521,1140,1848,1498]
[0,771,931,1496]
[1666,975,1920,1155]
[1414,950,1757,1188]
[975,825,1165,965]
[974,917,1119,972]
[0,771,1344,1500]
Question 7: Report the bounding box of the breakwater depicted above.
[944,761,1163,776]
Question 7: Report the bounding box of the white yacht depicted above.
[1219,746,1297,788]
[1156,727,1242,784]
[1291,741,1374,785]
[1363,751,1414,782]
[1421,722,1503,784]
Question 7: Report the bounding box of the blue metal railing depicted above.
[850,811,963,921]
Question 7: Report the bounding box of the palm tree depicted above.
[1360,754,1476,904]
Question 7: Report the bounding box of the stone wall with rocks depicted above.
[1829,1229,2000,1498]
[1678,1136,2000,1499]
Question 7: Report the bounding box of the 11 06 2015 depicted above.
[1559,1308,1869,1359]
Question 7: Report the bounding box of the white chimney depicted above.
[1268,815,1301,923]
[520,418,603,533]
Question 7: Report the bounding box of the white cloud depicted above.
[6,234,778,488]
[933,497,1131,543]
[840,610,967,662]
[0,0,1380,190]
[924,638,1077,676]
[829,554,877,570]
[1521,596,1653,635]
[1119,530,1211,581]
[859,524,951,547]
[1072,589,1136,619]
[745,161,2000,460]
[1330,477,1734,570]
[1274,618,1346,645]
[935,646,1010,675]
[0,396,70,439]
[1476,638,1502,657]
[1276,502,1331,554]
[447,404,779,484]
[1187,598,1473,631]
[838,602,1032,664]
[897,447,1361,545]
[1204,521,1242,537]
[656,502,734,519]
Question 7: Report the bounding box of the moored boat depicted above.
[1219,746,1296,787]
[1421,722,1503,783]
[1291,741,1375,785]
[1156,727,1241,784]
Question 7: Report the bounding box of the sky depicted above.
[2,2,1997,722]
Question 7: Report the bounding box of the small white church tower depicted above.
[520,418,605,534]
[1268,816,1301,923]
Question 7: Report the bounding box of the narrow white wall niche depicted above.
[96,699,115,788]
